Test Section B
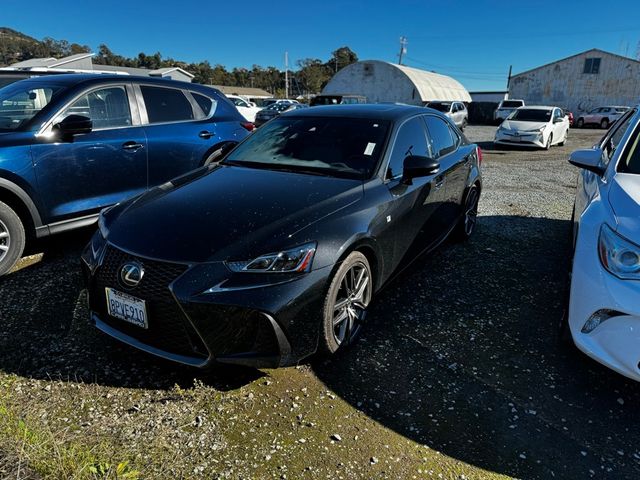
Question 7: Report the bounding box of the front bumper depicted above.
[569,220,640,382]
[82,239,330,369]
[494,130,545,148]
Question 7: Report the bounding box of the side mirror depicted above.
[53,115,92,138]
[553,117,564,124]
[403,155,440,180]
[568,148,606,176]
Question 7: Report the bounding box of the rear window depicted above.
[426,102,451,113]
[140,86,194,124]
[502,100,524,108]
[310,96,342,106]
[192,92,216,117]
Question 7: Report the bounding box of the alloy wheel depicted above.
[464,188,479,236]
[0,218,10,264]
[332,261,372,346]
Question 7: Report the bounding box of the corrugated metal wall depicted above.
[509,51,640,116]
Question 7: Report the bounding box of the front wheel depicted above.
[601,118,609,129]
[452,185,480,241]
[576,118,584,128]
[0,201,26,276]
[544,134,552,150]
[319,252,373,355]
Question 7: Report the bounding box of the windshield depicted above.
[508,108,552,122]
[0,82,65,131]
[427,102,451,113]
[501,100,524,108]
[224,116,390,179]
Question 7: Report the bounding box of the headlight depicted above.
[598,224,640,279]
[226,242,317,273]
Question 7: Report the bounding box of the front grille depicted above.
[94,246,208,359]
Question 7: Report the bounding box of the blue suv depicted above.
[0,74,251,274]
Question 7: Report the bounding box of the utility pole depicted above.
[285,51,289,99]
[506,64,512,92]
[398,36,408,65]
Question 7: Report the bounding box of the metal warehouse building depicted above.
[321,60,471,105]
[509,48,640,116]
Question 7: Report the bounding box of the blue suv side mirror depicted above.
[53,115,93,138]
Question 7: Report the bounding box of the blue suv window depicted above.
[140,86,194,124]
[191,92,216,117]
[58,86,132,130]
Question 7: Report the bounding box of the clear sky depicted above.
[4,0,640,91]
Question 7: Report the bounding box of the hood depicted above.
[105,165,362,263]
[608,173,640,236]
[501,120,547,132]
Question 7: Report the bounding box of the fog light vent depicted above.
[581,309,622,333]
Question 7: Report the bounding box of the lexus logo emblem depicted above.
[120,262,144,288]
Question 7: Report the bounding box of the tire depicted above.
[0,201,26,276]
[319,251,373,355]
[576,118,584,128]
[600,118,609,129]
[452,185,480,241]
[460,119,467,131]
[544,134,552,150]
[558,129,568,146]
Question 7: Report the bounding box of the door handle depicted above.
[122,141,144,151]
[199,130,214,139]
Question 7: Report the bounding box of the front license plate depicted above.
[105,287,148,329]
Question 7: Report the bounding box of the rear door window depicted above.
[423,116,456,157]
[191,92,216,117]
[140,85,195,124]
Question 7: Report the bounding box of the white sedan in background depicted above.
[563,106,640,381]
[494,106,570,149]
[225,95,262,122]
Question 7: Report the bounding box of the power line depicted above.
[406,26,640,41]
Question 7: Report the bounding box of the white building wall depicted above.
[509,50,640,116]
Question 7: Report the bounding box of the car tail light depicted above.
[477,146,483,166]
[241,122,255,132]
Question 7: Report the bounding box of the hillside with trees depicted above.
[0,27,358,96]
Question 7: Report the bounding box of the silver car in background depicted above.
[425,101,468,130]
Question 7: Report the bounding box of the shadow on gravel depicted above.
[314,215,640,480]
[0,229,262,392]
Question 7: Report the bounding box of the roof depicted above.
[212,85,273,97]
[286,103,431,121]
[392,62,471,102]
[149,67,194,78]
[513,48,640,78]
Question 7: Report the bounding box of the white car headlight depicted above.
[598,224,640,279]
[226,242,317,273]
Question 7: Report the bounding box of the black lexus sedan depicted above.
[82,105,482,369]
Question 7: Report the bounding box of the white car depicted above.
[564,106,640,381]
[576,106,630,129]
[494,106,569,149]
[494,99,525,122]
[226,95,262,122]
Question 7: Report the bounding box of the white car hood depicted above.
[608,173,640,236]
[501,120,547,131]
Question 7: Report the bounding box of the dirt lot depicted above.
[1,126,640,480]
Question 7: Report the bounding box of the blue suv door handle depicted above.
[122,141,144,151]
[199,131,214,139]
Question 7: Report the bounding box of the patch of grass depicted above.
[0,378,139,479]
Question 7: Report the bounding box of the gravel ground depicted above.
[2,125,640,479]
